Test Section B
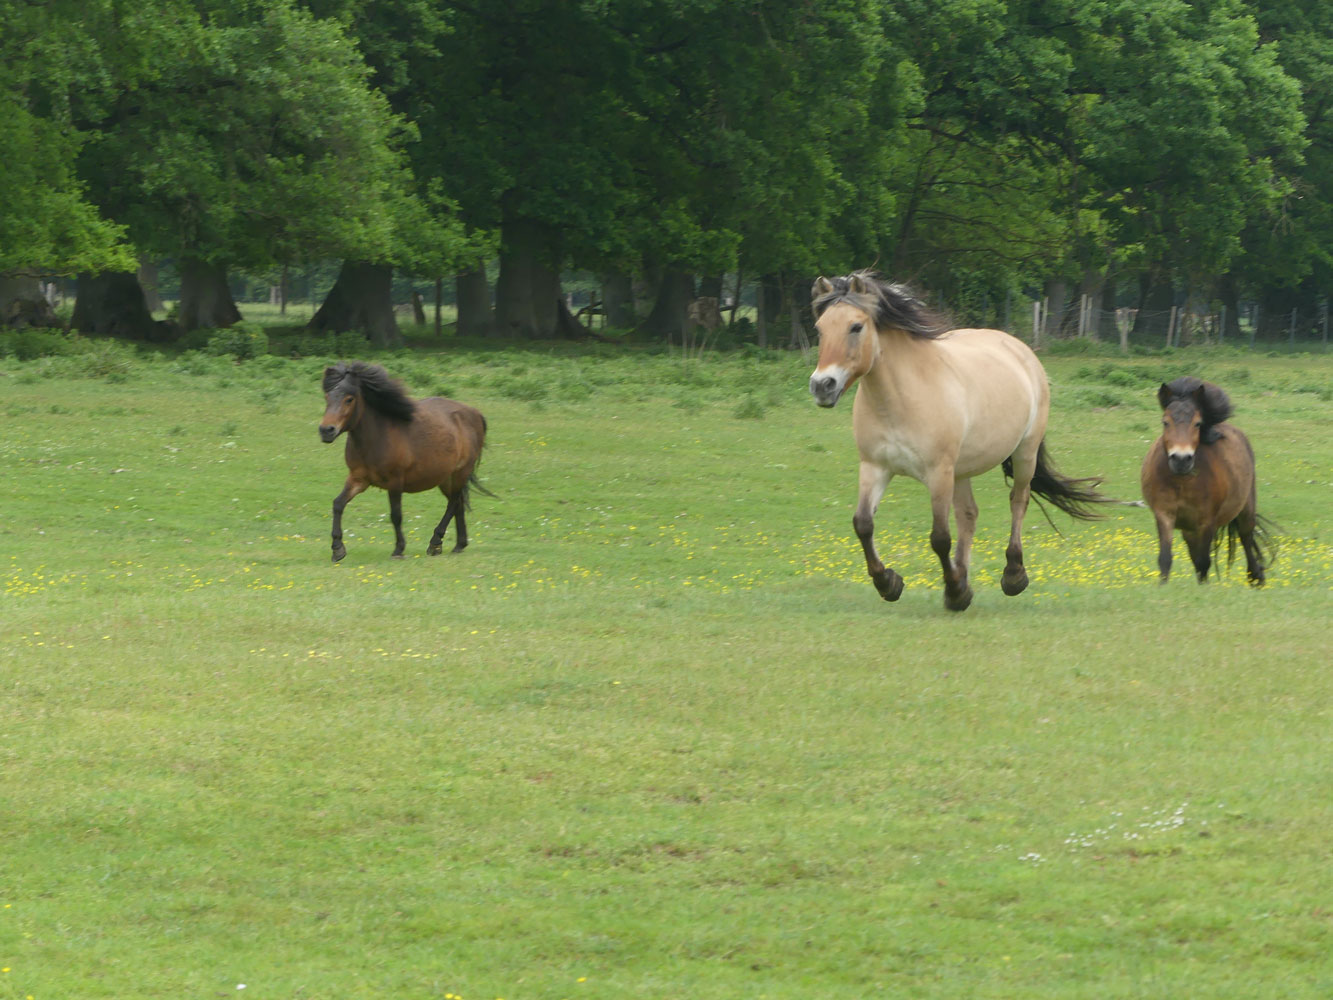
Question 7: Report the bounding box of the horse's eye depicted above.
[850,323,863,335]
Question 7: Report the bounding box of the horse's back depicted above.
[936,328,1048,471]
[405,397,487,492]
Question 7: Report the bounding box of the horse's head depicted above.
[808,274,880,407]
[319,365,362,442]
[1157,382,1207,475]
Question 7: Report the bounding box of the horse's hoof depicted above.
[873,569,903,602]
[1001,568,1029,596]
[331,546,346,563]
[391,552,405,560]
[427,543,442,556]
[450,542,468,554]
[944,586,974,612]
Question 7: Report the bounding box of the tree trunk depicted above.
[787,273,812,349]
[494,213,559,338]
[1218,273,1243,342]
[757,273,784,348]
[1097,272,1120,341]
[1132,274,1174,340]
[1043,277,1069,338]
[640,267,694,338]
[434,276,443,338]
[411,291,426,326]
[455,265,493,336]
[178,257,242,331]
[601,270,635,328]
[71,271,168,340]
[137,259,163,314]
[1,273,60,328]
[309,260,400,347]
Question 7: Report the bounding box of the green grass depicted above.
[1,339,1331,999]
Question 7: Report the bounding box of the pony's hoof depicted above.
[450,542,468,554]
[944,586,974,612]
[873,569,904,602]
[1001,568,1029,596]
[427,543,442,556]
[1248,573,1265,588]
[391,552,405,560]
[331,546,346,563]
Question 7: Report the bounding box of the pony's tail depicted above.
[462,469,496,510]
[1003,441,1114,522]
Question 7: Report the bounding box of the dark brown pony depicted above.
[319,361,489,562]
[1141,377,1272,584]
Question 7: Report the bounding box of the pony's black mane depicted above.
[323,361,416,423]
[1160,376,1232,444]
[811,270,950,339]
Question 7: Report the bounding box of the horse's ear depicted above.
[848,272,869,294]
[322,366,341,393]
[812,276,834,301]
[1191,384,1209,411]
[1156,383,1173,410]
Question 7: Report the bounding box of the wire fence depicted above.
[1010,296,1332,352]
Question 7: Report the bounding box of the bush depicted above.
[0,329,76,360]
[205,322,269,360]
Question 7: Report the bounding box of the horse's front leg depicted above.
[331,476,369,563]
[389,490,406,558]
[928,466,972,612]
[853,462,903,602]
[1184,527,1214,583]
[1153,510,1175,583]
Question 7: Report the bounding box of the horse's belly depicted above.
[863,436,930,481]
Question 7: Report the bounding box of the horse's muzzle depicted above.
[1168,453,1195,475]
[809,373,845,408]
[319,425,341,443]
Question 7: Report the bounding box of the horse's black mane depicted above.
[1159,376,1232,444]
[811,270,950,339]
[323,361,416,423]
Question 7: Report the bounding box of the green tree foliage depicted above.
[0,1,133,274]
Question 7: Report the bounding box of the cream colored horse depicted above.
[808,272,1106,611]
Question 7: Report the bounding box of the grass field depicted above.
[1,334,1331,999]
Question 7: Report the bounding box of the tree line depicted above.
[4,0,1331,346]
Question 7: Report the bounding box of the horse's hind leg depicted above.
[389,490,406,558]
[928,466,972,612]
[1002,441,1039,596]
[1234,508,1266,587]
[451,493,470,553]
[330,477,368,563]
[428,488,469,555]
[427,490,459,556]
[853,462,904,602]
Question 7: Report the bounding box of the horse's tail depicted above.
[461,410,495,510]
[1003,441,1114,522]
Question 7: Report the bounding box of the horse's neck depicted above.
[350,405,394,446]
[861,330,933,409]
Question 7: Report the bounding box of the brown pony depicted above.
[319,362,489,563]
[1141,377,1272,585]
[809,271,1110,611]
